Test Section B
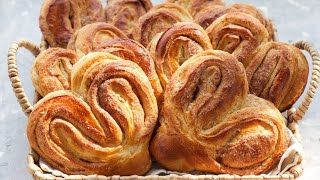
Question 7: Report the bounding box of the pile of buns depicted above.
[27,0,309,176]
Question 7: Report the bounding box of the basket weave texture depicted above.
[7,40,320,180]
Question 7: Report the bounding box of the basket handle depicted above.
[287,41,320,122]
[7,40,41,117]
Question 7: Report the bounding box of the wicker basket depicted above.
[7,40,320,180]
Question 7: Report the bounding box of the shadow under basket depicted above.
[7,40,320,180]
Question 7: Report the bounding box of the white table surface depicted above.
[0,0,319,179]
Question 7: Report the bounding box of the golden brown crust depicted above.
[194,5,226,29]
[94,38,163,104]
[206,12,269,65]
[150,50,289,175]
[132,3,193,47]
[166,0,225,17]
[230,3,274,41]
[71,52,123,98]
[39,0,104,48]
[195,3,275,41]
[67,22,128,57]
[105,0,153,38]
[27,53,158,175]
[31,48,79,97]
[246,42,309,112]
[147,22,212,89]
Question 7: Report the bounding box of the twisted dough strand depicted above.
[94,38,163,104]
[148,22,212,89]
[195,3,275,41]
[132,3,193,47]
[28,53,158,175]
[105,0,153,38]
[67,22,128,57]
[206,12,269,65]
[39,0,104,48]
[246,42,309,112]
[31,48,79,97]
[151,50,289,175]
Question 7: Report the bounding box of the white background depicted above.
[0,0,319,179]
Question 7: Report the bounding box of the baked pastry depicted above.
[150,50,289,175]
[39,0,104,48]
[67,22,128,57]
[195,3,275,41]
[206,12,269,65]
[27,54,158,175]
[246,42,309,112]
[94,38,163,104]
[105,0,153,38]
[31,48,79,97]
[166,0,225,17]
[231,3,275,41]
[147,22,212,88]
[132,3,193,47]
